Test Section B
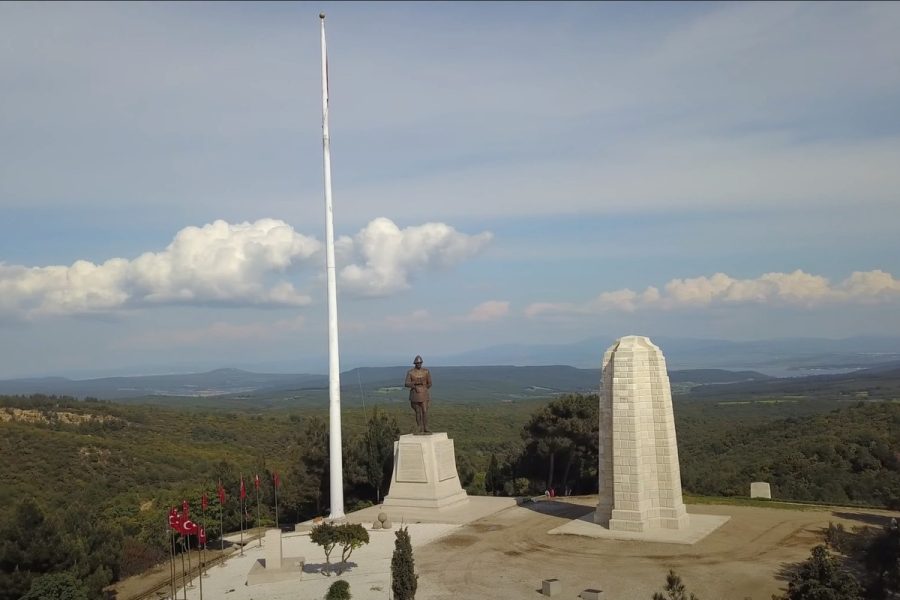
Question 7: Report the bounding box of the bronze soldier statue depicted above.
[404,355,432,434]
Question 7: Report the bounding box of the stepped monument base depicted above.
[383,432,468,510]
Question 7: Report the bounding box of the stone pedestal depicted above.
[750,481,772,499]
[265,528,282,566]
[246,529,305,585]
[542,579,562,597]
[595,336,689,532]
[383,432,468,510]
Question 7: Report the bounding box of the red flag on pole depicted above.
[240,476,246,500]
[182,499,190,519]
[199,526,207,546]
[170,509,186,534]
[217,481,226,505]
[182,518,198,535]
[254,473,260,490]
[201,492,208,511]
[273,471,280,488]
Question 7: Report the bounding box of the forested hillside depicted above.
[1,388,899,598]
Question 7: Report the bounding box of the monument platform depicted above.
[383,432,469,510]
[549,507,730,545]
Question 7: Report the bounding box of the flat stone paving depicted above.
[175,497,515,600]
[170,496,898,600]
[549,510,730,544]
[178,522,459,600]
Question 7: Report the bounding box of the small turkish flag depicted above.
[273,471,280,489]
[182,519,198,535]
[201,492,208,511]
[217,481,226,505]
[240,477,246,500]
[199,526,207,547]
[254,473,260,490]
[182,500,190,519]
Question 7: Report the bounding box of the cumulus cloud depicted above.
[524,270,900,317]
[0,217,492,319]
[336,218,493,297]
[0,219,320,318]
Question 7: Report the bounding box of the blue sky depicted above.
[1,1,899,377]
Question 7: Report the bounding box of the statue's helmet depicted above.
[413,355,423,365]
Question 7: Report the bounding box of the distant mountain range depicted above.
[2,335,899,405]
[439,335,900,375]
[0,365,775,403]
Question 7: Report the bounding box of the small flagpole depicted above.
[256,476,262,547]
[274,472,282,557]
[196,542,203,600]
[180,539,187,600]
[168,527,176,600]
[319,11,345,522]
[220,497,225,554]
[273,472,279,530]
[185,532,193,589]
[239,475,245,556]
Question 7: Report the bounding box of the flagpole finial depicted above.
[320,12,325,19]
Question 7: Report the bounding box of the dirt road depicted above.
[416,497,895,600]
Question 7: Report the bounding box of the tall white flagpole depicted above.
[320,12,345,520]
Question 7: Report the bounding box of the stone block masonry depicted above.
[595,336,690,532]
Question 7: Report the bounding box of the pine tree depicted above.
[652,569,699,600]
[391,526,418,600]
[361,407,399,503]
[20,573,88,600]
[485,453,500,496]
[326,579,351,600]
[778,545,861,600]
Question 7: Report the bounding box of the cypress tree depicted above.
[391,526,417,600]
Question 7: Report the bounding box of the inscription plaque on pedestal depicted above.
[397,443,428,483]
[435,439,458,482]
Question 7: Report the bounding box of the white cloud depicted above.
[0,218,319,317]
[384,309,448,333]
[525,270,900,317]
[0,217,491,319]
[119,316,305,348]
[379,300,511,332]
[460,300,510,322]
[336,218,492,297]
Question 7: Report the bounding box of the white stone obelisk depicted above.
[320,13,344,520]
[595,336,689,531]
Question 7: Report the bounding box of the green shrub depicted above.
[325,579,351,600]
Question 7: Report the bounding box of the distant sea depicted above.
[728,366,865,379]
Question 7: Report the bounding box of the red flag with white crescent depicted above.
[201,492,208,511]
[254,473,260,490]
[168,507,179,531]
[182,499,189,519]
[273,471,280,489]
[240,476,246,500]
[199,526,207,546]
[182,518,198,535]
[217,481,226,505]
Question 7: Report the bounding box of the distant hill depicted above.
[440,335,900,375]
[0,368,322,399]
[0,365,773,405]
[687,360,900,402]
